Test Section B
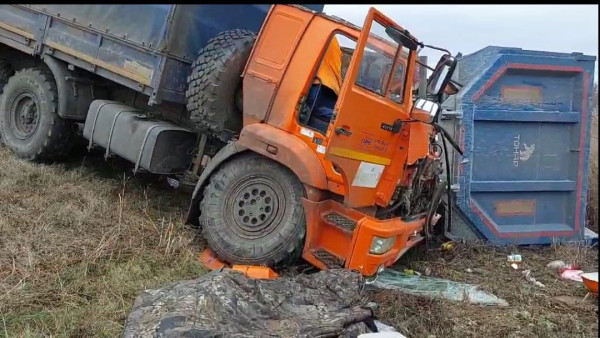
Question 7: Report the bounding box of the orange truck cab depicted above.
[186,5,459,277]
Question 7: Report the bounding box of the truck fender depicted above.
[185,124,329,226]
[42,55,97,121]
[186,141,249,226]
[236,123,329,190]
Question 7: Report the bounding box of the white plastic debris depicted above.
[166,177,180,189]
[359,333,407,338]
[522,270,545,288]
[370,269,509,307]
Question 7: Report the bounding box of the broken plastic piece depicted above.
[198,248,227,271]
[198,248,279,279]
[231,265,279,279]
[166,177,180,189]
[560,268,585,282]
[507,254,522,264]
[368,269,509,307]
[359,333,407,338]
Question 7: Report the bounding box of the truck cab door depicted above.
[325,8,413,208]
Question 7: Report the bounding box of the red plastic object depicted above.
[581,272,598,294]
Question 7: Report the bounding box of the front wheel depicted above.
[199,153,306,267]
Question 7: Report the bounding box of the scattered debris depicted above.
[547,259,588,282]
[166,177,180,189]
[373,321,400,333]
[507,254,523,268]
[466,268,473,273]
[358,321,406,337]
[441,242,456,251]
[547,260,567,271]
[560,268,585,282]
[522,269,545,288]
[369,269,509,307]
[424,267,432,276]
[359,333,407,338]
[404,269,416,276]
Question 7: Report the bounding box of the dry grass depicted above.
[0,113,598,337]
[0,146,204,337]
[370,241,599,338]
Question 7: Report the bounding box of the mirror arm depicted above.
[421,43,452,55]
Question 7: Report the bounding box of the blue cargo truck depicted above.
[0,4,323,171]
[441,46,597,245]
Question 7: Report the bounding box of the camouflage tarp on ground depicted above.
[122,268,378,338]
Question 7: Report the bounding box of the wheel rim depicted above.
[10,92,40,140]
[226,176,285,239]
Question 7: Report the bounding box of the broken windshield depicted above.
[355,20,410,104]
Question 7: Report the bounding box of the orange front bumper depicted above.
[302,198,426,276]
[346,215,425,276]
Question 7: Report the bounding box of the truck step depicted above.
[324,212,357,232]
[311,249,344,269]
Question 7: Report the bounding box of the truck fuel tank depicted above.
[83,100,197,175]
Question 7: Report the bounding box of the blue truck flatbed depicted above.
[0,5,324,106]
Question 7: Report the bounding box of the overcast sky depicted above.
[323,5,599,83]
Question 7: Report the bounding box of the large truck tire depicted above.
[0,58,14,93]
[199,153,306,268]
[0,68,74,161]
[0,58,14,144]
[185,29,256,142]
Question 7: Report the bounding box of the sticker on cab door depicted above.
[352,162,385,188]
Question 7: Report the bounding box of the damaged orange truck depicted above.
[0,4,460,276]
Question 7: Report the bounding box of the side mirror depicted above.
[427,54,457,97]
[411,98,440,124]
[385,27,419,51]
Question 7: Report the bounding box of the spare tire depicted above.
[186,29,256,142]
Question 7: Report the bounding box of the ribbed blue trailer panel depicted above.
[442,46,596,245]
[0,4,324,105]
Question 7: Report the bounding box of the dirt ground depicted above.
[371,241,598,338]
[0,143,598,338]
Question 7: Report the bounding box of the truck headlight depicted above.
[369,236,396,255]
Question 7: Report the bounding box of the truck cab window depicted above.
[355,20,409,104]
[299,33,357,135]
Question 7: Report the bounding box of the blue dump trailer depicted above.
[0,5,323,106]
[441,46,597,245]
